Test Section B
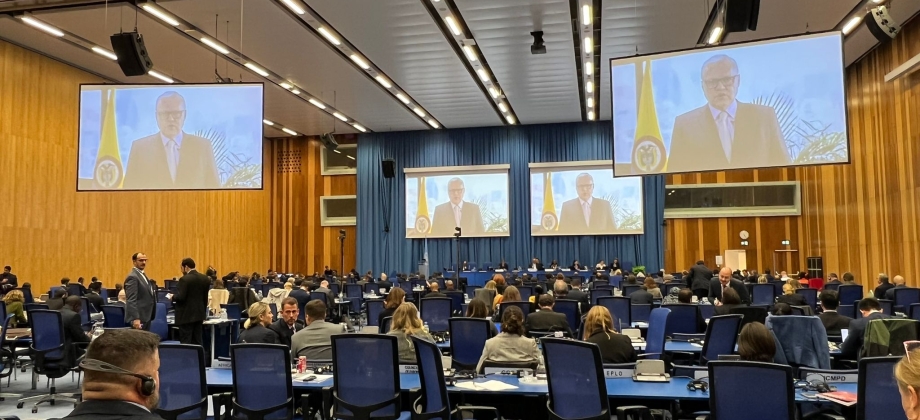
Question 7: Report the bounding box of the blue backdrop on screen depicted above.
[77,84,263,190]
[356,121,665,274]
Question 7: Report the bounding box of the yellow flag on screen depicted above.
[414,177,431,235]
[631,60,667,173]
[92,89,124,189]
[541,172,558,231]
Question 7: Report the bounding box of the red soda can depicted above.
[298,356,306,373]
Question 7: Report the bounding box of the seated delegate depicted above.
[476,305,543,373]
[238,302,279,344]
[291,300,342,359]
[737,322,776,362]
[582,306,637,364]
[387,302,434,364]
[714,287,746,316]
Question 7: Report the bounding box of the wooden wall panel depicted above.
[0,40,271,293]
[665,18,920,291]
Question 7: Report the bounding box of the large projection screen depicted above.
[610,32,848,177]
[530,161,644,236]
[78,83,264,191]
[405,165,510,238]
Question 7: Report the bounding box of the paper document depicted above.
[452,380,518,391]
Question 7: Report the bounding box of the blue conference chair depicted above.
[364,282,379,295]
[310,291,328,305]
[19,288,34,304]
[823,283,840,292]
[498,301,531,320]
[78,298,93,331]
[345,284,364,313]
[838,284,863,307]
[795,288,819,310]
[366,300,384,327]
[220,303,242,321]
[517,286,534,302]
[229,344,292,420]
[331,334,409,420]
[838,304,856,319]
[420,298,451,333]
[770,281,785,297]
[380,317,393,334]
[751,283,776,306]
[610,275,623,289]
[857,356,903,420]
[150,302,170,341]
[18,310,79,411]
[541,338,609,420]
[662,304,701,337]
[553,299,580,333]
[631,304,651,323]
[621,284,641,297]
[101,305,127,329]
[700,315,743,364]
[856,299,894,319]
[328,282,341,296]
[0,315,21,401]
[708,361,795,420]
[698,304,716,321]
[590,287,612,305]
[910,304,920,322]
[449,318,491,371]
[894,288,920,313]
[642,308,670,360]
[466,286,481,300]
[445,291,465,315]
[66,284,83,297]
[157,344,208,420]
[597,296,630,332]
[412,336,497,420]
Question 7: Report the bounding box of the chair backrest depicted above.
[698,304,716,320]
[101,305,127,328]
[662,304,701,337]
[412,336,450,418]
[67,283,83,297]
[151,302,169,340]
[79,298,91,326]
[29,310,65,359]
[862,318,920,358]
[381,316,392,334]
[310,291,328,304]
[590,287,612,305]
[631,304,651,322]
[230,344,292,419]
[220,303,242,320]
[466,286,481,300]
[541,338,608,420]
[858,356,905,420]
[420,298,451,332]
[702,315,743,363]
[645,308,670,358]
[328,282,341,296]
[517,286,534,302]
[751,284,776,306]
[770,281,785,297]
[449,318,491,371]
[553,299,580,332]
[332,334,401,418]
[19,287,34,304]
[708,361,795,420]
[838,285,864,306]
[445,291,465,314]
[364,282,378,294]
[838,304,856,319]
[895,288,920,309]
[823,283,840,292]
[498,301,531,320]
[621,284,640,296]
[910,303,920,322]
[795,288,819,310]
[366,300,384,327]
[729,306,768,329]
[157,344,207,420]
[345,284,363,298]
[597,296,630,332]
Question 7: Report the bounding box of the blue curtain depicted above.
[356,121,664,274]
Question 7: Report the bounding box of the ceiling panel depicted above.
[598,0,709,120]
[32,4,328,136]
[160,0,427,133]
[455,0,582,124]
[727,0,859,44]
[309,0,501,128]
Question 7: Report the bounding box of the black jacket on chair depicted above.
[51,399,163,420]
[172,270,210,325]
[839,311,891,359]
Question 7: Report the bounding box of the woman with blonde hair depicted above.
[776,283,807,306]
[238,302,278,344]
[2,290,27,327]
[582,306,636,363]
[757,275,768,284]
[895,348,920,419]
[378,287,405,328]
[387,302,434,363]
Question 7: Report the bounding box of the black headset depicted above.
[687,378,709,392]
[794,379,836,393]
[80,358,156,396]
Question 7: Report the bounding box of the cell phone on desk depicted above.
[299,375,317,382]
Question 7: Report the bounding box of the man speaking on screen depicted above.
[666,54,790,173]
[123,92,220,189]
[558,173,615,234]
[431,177,484,236]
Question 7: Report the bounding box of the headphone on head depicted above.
[80,358,156,396]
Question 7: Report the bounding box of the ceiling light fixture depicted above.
[317,27,341,45]
[244,62,269,77]
[588,110,595,120]
[708,26,723,44]
[141,4,180,26]
[280,82,292,89]
[333,112,348,122]
[506,115,516,124]
[291,89,300,95]
[488,87,499,98]
[428,119,439,128]
[148,70,174,83]
[413,107,426,117]
[346,155,356,160]
[395,93,410,104]
[21,16,65,37]
[263,119,275,126]
[585,61,593,75]
[587,97,594,108]
[374,75,392,88]
[353,124,367,133]
[476,68,490,82]
[281,0,306,14]
[349,54,370,69]
[498,102,507,112]
[584,36,593,52]
[200,37,230,54]
[463,45,478,62]
[586,80,594,93]
[308,98,326,109]
[91,46,118,60]
[581,5,591,26]
[444,16,462,36]
[281,127,298,136]
[842,16,863,35]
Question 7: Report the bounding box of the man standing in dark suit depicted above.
[268,297,304,348]
[667,54,790,173]
[430,178,484,236]
[60,296,91,364]
[558,173,616,234]
[125,252,156,330]
[818,291,851,336]
[687,260,713,289]
[839,298,890,359]
[0,266,17,291]
[171,258,210,345]
[708,267,751,304]
[122,91,220,190]
[524,295,573,337]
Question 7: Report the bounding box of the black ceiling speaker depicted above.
[381,159,396,179]
[321,132,338,151]
[530,31,546,55]
[110,32,154,77]
[866,5,900,42]
[725,0,760,32]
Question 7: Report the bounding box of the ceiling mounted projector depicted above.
[530,31,546,54]
[321,132,338,150]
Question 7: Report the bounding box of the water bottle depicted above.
[220,308,228,320]
[423,322,429,334]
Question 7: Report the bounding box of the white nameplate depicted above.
[805,373,858,383]
[483,367,534,376]
[399,365,419,374]
[694,370,708,379]
[212,359,232,369]
[604,369,634,378]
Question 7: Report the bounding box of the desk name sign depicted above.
[400,365,419,374]
[213,359,232,370]
[805,373,858,383]
[605,369,635,378]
